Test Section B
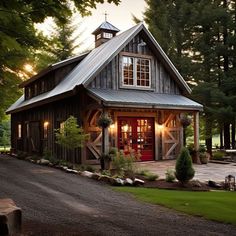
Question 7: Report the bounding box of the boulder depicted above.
[81,171,93,178]
[124,178,133,186]
[39,159,50,165]
[133,178,145,186]
[113,178,125,186]
[191,180,202,188]
[91,173,101,180]
[208,180,222,189]
[66,169,78,174]
[98,175,112,183]
[0,199,21,235]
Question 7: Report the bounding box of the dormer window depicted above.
[103,32,113,39]
[122,56,151,88]
[96,34,102,40]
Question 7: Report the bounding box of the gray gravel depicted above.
[0,155,236,236]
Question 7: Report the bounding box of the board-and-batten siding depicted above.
[25,61,79,100]
[88,33,180,95]
[11,95,83,163]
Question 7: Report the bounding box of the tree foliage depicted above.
[55,116,89,150]
[175,147,195,184]
[144,0,236,150]
[0,0,120,122]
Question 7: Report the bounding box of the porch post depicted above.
[193,111,201,164]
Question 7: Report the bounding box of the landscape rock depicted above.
[208,180,222,188]
[113,178,124,186]
[39,159,50,165]
[191,180,202,188]
[66,169,78,174]
[98,175,113,183]
[91,173,101,180]
[124,178,133,186]
[133,178,145,186]
[0,199,21,235]
[81,171,93,178]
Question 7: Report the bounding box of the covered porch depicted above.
[83,88,203,164]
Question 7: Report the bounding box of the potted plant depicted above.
[97,114,113,128]
[199,145,209,164]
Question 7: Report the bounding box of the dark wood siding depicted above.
[11,94,84,163]
[24,61,79,100]
[88,33,181,94]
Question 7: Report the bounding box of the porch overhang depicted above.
[87,88,203,111]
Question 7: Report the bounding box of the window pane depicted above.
[136,58,150,87]
[123,56,134,86]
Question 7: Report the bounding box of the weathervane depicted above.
[104,11,108,21]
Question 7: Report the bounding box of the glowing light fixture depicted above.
[123,124,129,132]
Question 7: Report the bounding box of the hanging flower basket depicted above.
[97,114,113,128]
[180,116,192,128]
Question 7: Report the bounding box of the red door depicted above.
[118,117,154,161]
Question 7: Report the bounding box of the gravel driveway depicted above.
[0,155,236,236]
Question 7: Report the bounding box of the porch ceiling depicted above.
[87,88,203,111]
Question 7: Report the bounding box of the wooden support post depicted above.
[193,111,201,164]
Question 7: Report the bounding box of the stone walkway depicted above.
[136,160,236,182]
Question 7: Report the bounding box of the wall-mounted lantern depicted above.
[225,175,235,191]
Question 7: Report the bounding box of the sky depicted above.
[36,0,147,53]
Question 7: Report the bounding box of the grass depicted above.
[115,187,236,225]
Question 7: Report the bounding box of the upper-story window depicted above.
[122,56,151,88]
[103,32,113,39]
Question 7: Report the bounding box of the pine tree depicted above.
[175,147,195,185]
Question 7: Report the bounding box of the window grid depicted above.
[122,56,151,88]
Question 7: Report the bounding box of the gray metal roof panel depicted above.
[7,23,194,113]
[87,88,203,110]
[92,21,120,34]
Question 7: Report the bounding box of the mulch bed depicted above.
[143,179,211,191]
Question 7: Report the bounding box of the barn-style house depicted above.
[7,21,203,164]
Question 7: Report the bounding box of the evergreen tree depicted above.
[144,0,236,151]
[175,147,195,185]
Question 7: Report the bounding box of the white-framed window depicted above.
[122,56,151,88]
[103,32,113,39]
[96,33,102,40]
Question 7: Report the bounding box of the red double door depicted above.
[118,117,154,161]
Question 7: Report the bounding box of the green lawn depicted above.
[115,187,236,225]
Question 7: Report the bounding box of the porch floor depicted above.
[136,160,236,183]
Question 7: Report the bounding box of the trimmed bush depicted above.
[165,169,175,182]
[175,147,195,185]
[145,173,159,181]
[213,151,225,160]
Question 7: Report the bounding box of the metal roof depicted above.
[7,23,194,114]
[92,21,120,35]
[88,88,203,111]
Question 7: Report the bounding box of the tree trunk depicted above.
[224,123,230,149]
[205,115,212,156]
[220,127,224,149]
[232,120,235,149]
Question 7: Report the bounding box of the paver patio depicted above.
[136,160,236,182]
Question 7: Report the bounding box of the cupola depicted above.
[92,21,120,48]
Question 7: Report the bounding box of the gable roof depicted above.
[7,23,192,114]
[19,51,89,88]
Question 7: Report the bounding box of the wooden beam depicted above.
[193,111,201,164]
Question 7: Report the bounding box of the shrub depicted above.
[213,151,225,160]
[165,169,175,182]
[175,147,195,185]
[111,151,136,177]
[136,169,150,176]
[145,173,159,181]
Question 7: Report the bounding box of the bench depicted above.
[0,199,21,235]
